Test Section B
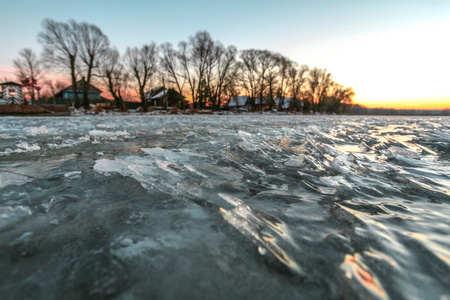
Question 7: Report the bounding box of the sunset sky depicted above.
[1,0,449,109]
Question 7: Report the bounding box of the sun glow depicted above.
[288,18,450,110]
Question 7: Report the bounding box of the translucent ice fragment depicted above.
[0,171,33,188]
[218,193,303,274]
[0,206,32,229]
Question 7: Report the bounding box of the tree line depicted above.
[12,18,355,113]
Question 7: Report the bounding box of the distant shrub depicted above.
[170,107,179,114]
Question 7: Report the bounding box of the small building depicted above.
[0,82,23,105]
[273,97,294,110]
[54,78,102,106]
[227,96,249,111]
[145,86,168,107]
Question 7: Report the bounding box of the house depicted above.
[227,96,249,111]
[145,86,168,107]
[0,82,23,105]
[54,78,102,106]
[273,98,294,110]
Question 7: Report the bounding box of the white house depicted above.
[0,82,23,105]
[273,97,293,110]
[227,96,253,111]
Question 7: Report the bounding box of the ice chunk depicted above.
[15,142,41,153]
[0,171,33,188]
[389,146,420,159]
[27,125,50,135]
[284,156,304,167]
[141,147,202,162]
[88,130,131,140]
[63,171,82,179]
[331,154,353,174]
[94,158,133,175]
[0,206,32,229]
[218,193,303,275]
[141,147,168,157]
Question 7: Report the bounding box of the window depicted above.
[8,89,16,96]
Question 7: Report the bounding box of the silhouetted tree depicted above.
[210,43,237,110]
[239,49,262,111]
[275,55,292,111]
[307,67,333,112]
[13,48,41,105]
[166,88,185,107]
[324,84,355,113]
[159,42,186,109]
[43,79,65,104]
[76,21,110,109]
[125,43,158,111]
[288,64,308,111]
[180,31,216,109]
[260,50,278,110]
[39,19,80,108]
[99,47,128,111]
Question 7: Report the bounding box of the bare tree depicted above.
[99,47,128,111]
[210,43,237,110]
[159,42,186,108]
[222,64,241,107]
[13,48,41,105]
[43,79,66,104]
[179,31,217,109]
[326,84,355,113]
[76,22,110,109]
[275,55,292,111]
[260,50,279,110]
[192,31,216,109]
[239,49,260,111]
[307,67,333,112]
[125,43,158,111]
[178,41,195,108]
[288,64,308,111]
[39,19,80,108]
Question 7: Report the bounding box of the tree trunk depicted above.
[70,57,79,109]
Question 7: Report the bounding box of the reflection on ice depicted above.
[341,253,388,300]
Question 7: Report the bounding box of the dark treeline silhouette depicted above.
[349,104,450,116]
[13,19,355,113]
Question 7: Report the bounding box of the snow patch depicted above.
[27,126,50,135]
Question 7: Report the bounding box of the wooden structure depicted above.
[0,82,23,105]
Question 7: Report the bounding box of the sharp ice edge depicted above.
[93,147,207,193]
[218,193,303,275]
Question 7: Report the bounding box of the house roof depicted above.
[273,97,293,109]
[57,78,102,94]
[145,86,168,100]
[227,96,249,107]
[0,81,23,87]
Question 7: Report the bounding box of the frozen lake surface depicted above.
[0,114,449,299]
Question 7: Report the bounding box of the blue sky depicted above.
[1,0,449,108]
